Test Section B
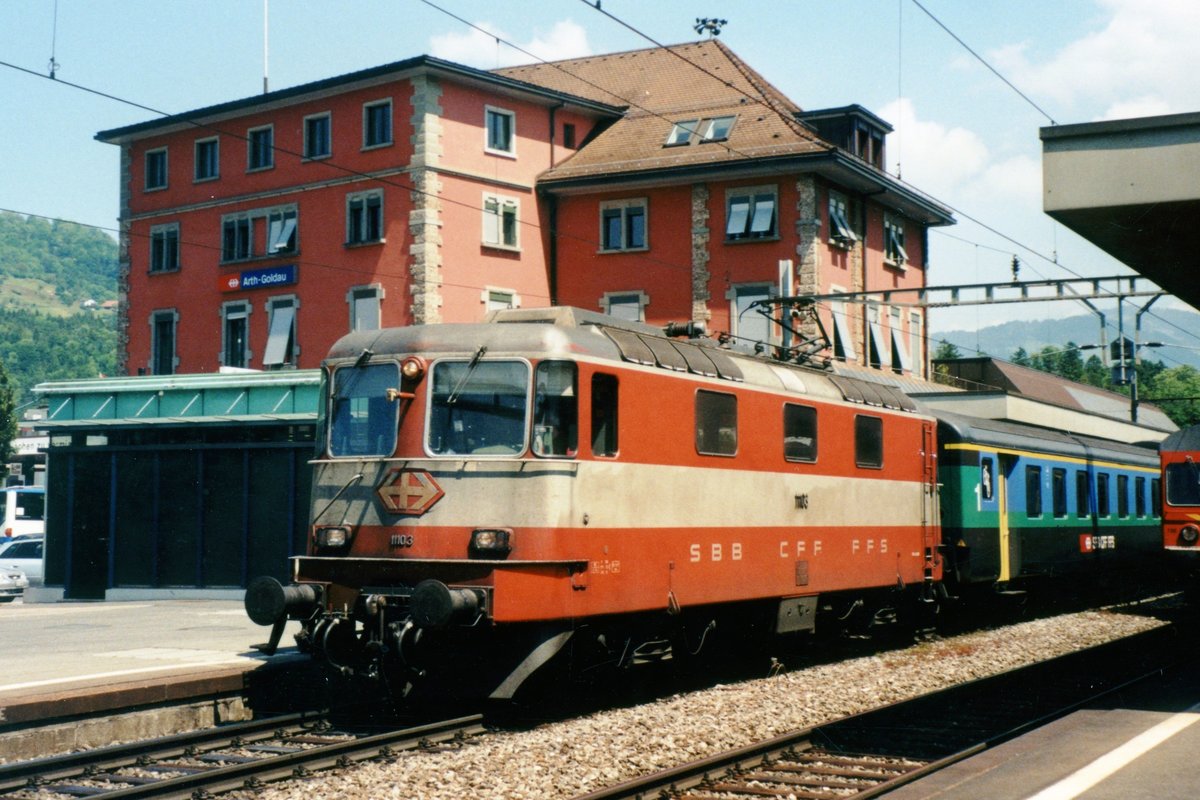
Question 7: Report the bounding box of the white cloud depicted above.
[991,0,1200,120]
[878,98,989,198]
[428,19,591,70]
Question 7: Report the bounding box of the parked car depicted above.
[0,565,28,602]
[0,486,44,538]
[0,533,43,586]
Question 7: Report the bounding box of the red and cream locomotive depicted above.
[246,307,941,700]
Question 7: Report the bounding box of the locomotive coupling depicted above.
[245,575,322,626]
[410,579,484,629]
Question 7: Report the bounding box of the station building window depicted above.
[482,194,519,250]
[263,295,298,368]
[149,223,179,273]
[485,106,515,155]
[725,185,777,241]
[221,204,298,263]
[221,300,251,368]
[347,190,383,245]
[194,137,219,182]
[304,112,331,159]
[600,291,647,322]
[247,125,274,171]
[728,283,774,353]
[145,148,167,191]
[600,199,647,251]
[483,287,518,313]
[884,213,908,267]
[854,415,883,468]
[150,309,178,376]
[363,99,392,149]
[696,390,737,456]
[347,284,382,332]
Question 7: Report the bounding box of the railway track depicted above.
[0,711,485,799]
[573,622,1194,800]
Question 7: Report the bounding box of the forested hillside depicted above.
[0,212,118,401]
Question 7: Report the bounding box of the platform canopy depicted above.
[1041,112,1200,309]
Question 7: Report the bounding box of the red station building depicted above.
[96,40,953,378]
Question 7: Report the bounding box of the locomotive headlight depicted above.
[470,528,512,557]
[401,356,426,380]
[1181,525,1200,545]
[314,525,351,549]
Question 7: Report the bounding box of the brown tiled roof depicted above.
[495,40,831,183]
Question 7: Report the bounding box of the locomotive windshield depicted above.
[329,363,401,457]
[1165,461,1200,506]
[427,359,529,456]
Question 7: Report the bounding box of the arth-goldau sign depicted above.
[220,264,297,293]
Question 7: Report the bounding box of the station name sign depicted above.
[220,264,297,293]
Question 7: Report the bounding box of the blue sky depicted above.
[2,0,1197,339]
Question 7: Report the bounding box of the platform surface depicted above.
[885,656,1200,799]
[0,598,301,722]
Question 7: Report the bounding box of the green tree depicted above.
[0,362,19,463]
[1142,364,1200,428]
[1011,347,1030,366]
[1082,354,1108,388]
[933,341,963,360]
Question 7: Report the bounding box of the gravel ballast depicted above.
[231,608,1164,800]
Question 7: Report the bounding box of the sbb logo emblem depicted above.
[225,276,241,290]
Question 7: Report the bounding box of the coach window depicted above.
[696,391,737,456]
[1117,474,1130,518]
[1135,476,1147,517]
[1096,472,1111,517]
[854,415,883,469]
[533,362,577,458]
[980,458,995,501]
[1052,468,1067,518]
[329,363,399,457]
[1025,466,1043,518]
[1076,471,1090,517]
[783,404,817,462]
[591,374,619,457]
[1152,478,1162,517]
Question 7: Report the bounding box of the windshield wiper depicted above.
[447,345,488,405]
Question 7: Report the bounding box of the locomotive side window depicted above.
[1076,471,1090,517]
[853,415,883,469]
[591,373,619,457]
[1165,463,1200,506]
[1135,476,1147,517]
[1096,472,1110,517]
[329,363,400,457]
[1117,474,1130,518]
[533,361,578,457]
[783,404,817,462]
[1025,465,1042,518]
[1052,467,1067,518]
[427,359,529,456]
[696,390,737,456]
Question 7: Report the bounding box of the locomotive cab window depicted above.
[533,361,577,458]
[591,373,619,457]
[783,404,817,462]
[696,390,737,456]
[1165,462,1200,506]
[854,415,883,469]
[427,359,529,456]
[329,363,400,457]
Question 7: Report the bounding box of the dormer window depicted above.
[665,115,736,146]
[829,192,857,246]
